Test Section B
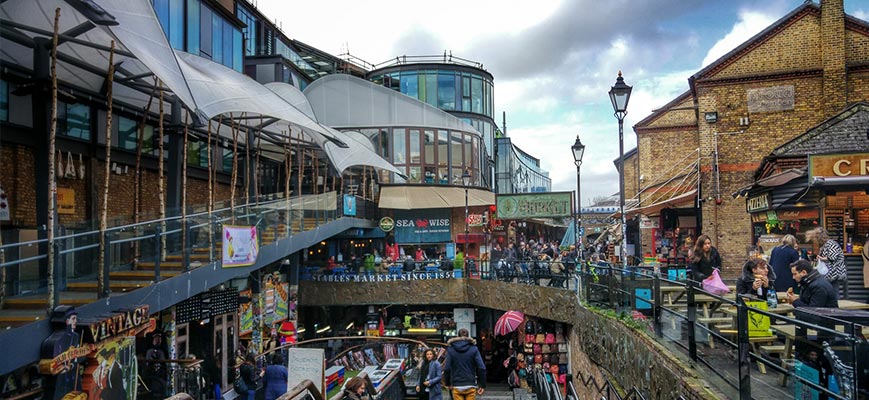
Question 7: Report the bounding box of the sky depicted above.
[255,0,869,205]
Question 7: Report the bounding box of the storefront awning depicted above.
[811,175,869,189]
[379,186,495,210]
[733,168,806,198]
[615,189,697,218]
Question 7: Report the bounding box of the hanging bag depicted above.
[815,259,829,276]
[702,268,730,295]
[544,333,556,344]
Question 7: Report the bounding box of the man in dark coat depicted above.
[443,329,486,400]
[786,260,838,308]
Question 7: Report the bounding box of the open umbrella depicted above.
[494,310,525,336]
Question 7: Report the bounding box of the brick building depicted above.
[626,0,869,276]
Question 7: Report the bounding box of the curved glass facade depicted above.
[495,137,551,194]
[369,69,493,119]
[349,127,483,187]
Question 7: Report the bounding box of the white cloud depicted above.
[701,9,782,68]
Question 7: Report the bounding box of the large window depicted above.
[437,73,456,110]
[401,72,418,99]
[58,102,91,140]
[236,5,257,56]
[186,0,199,55]
[153,0,242,72]
[393,128,406,165]
[187,139,210,168]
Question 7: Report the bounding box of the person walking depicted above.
[341,376,370,400]
[444,328,486,400]
[689,234,722,282]
[808,227,846,294]
[416,349,443,400]
[263,354,288,400]
[786,259,838,308]
[238,354,260,400]
[769,234,800,293]
[736,259,776,299]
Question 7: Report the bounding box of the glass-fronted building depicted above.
[495,137,551,193]
[366,57,496,189]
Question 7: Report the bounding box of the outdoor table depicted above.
[332,266,348,275]
[424,265,440,273]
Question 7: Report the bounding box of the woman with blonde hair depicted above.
[770,234,800,292]
[808,227,846,294]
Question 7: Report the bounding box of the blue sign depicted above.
[446,243,456,259]
[394,209,452,244]
[343,195,357,216]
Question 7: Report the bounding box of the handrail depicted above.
[278,379,325,400]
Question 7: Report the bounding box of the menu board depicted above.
[825,215,844,246]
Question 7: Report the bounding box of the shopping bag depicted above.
[815,259,829,276]
[702,269,731,295]
[744,300,770,337]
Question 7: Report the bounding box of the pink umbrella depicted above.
[494,310,525,336]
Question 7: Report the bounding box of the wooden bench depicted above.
[759,344,788,356]
[698,317,733,349]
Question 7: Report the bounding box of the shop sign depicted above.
[467,214,483,226]
[746,193,770,213]
[313,270,457,282]
[84,305,151,343]
[379,217,394,232]
[809,153,869,178]
[639,216,659,229]
[222,225,259,267]
[747,85,794,113]
[57,188,76,215]
[496,192,572,219]
[394,209,451,243]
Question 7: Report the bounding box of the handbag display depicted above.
[544,333,556,344]
[701,268,731,295]
[524,342,534,352]
[525,320,535,334]
[555,332,565,343]
[535,333,546,344]
[533,344,542,354]
[534,354,543,364]
[558,353,568,364]
[541,344,550,354]
[557,343,567,353]
[526,334,535,344]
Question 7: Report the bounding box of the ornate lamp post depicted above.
[609,71,632,270]
[571,135,585,260]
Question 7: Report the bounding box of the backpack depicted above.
[508,370,521,389]
[234,375,248,394]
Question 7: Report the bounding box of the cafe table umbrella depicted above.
[495,310,525,336]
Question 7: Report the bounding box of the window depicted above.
[212,12,222,63]
[401,72,418,99]
[199,5,212,57]
[450,131,463,183]
[378,128,390,159]
[462,75,471,111]
[186,0,200,55]
[392,128,406,165]
[222,147,233,172]
[117,116,138,151]
[0,79,8,122]
[437,130,449,183]
[58,102,91,140]
[232,29,242,71]
[153,0,183,50]
[188,139,209,168]
[222,20,233,67]
[424,130,436,169]
[236,5,257,56]
[409,129,420,164]
[471,77,482,114]
[425,74,437,106]
[437,73,456,110]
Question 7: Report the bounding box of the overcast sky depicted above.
[256,0,868,204]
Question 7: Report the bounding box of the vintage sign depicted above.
[379,217,395,232]
[394,209,451,243]
[222,225,259,267]
[57,188,76,215]
[313,270,457,282]
[808,153,869,179]
[746,193,770,213]
[747,85,794,113]
[84,305,152,344]
[496,192,573,219]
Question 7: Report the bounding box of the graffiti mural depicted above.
[82,337,138,400]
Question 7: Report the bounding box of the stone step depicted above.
[2,292,98,310]
[136,261,186,270]
[110,270,180,280]
[66,280,153,292]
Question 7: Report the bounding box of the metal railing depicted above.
[1,192,340,308]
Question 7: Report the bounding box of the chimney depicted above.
[821,0,846,117]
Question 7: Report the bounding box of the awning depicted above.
[616,189,697,217]
[456,233,487,243]
[732,168,806,198]
[379,186,495,210]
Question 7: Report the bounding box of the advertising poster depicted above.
[343,194,357,216]
[222,225,259,267]
[82,337,138,400]
[394,209,451,244]
[240,290,254,335]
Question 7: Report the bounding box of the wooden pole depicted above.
[98,40,116,296]
[46,8,60,310]
[158,84,166,260]
[230,114,239,213]
[284,133,291,234]
[297,132,302,199]
[244,117,250,206]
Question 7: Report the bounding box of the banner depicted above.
[240,290,254,335]
[496,192,573,219]
[222,225,258,267]
[343,195,357,216]
[745,300,770,337]
[394,209,451,243]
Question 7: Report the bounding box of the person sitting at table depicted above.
[786,259,838,308]
[403,256,417,272]
[415,247,427,262]
[736,258,776,299]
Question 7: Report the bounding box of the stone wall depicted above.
[298,279,722,399]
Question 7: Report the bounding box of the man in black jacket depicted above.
[785,260,838,308]
[443,329,486,400]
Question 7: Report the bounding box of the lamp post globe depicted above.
[609,71,632,271]
[571,135,585,260]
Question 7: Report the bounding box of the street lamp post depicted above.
[609,71,632,271]
[571,135,585,261]
[462,169,471,275]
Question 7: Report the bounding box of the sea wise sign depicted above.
[287,348,325,397]
[394,209,451,243]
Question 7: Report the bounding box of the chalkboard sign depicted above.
[287,348,325,397]
[826,216,844,247]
